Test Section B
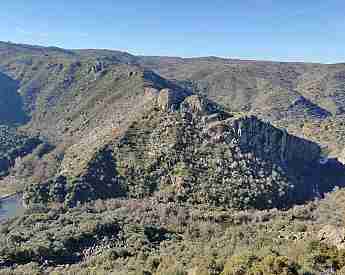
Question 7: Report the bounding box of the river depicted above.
[0,194,25,222]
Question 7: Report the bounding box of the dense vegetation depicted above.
[0,126,41,180]
[23,94,337,210]
[2,189,345,274]
[1,41,345,156]
[0,42,345,275]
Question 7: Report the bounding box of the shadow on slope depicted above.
[318,158,345,195]
[0,72,28,126]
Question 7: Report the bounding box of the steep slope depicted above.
[0,126,41,179]
[0,63,42,180]
[1,42,345,275]
[1,41,345,155]
[0,42,141,143]
[24,91,333,209]
[0,42,193,197]
[138,56,345,157]
[0,72,27,126]
[0,43,187,146]
[296,64,345,115]
[250,80,330,121]
[138,57,327,117]
[0,42,344,201]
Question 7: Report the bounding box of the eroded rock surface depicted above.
[25,94,329,209]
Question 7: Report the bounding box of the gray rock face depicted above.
[229,116,321,168]
[157,88,182,111]
[144,87,160,99]
[319,225,345,249]
[339,148,345,164]
[89,60,105,74]
[180,95,209,114]
[25,93,327,209]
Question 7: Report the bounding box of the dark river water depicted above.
[0,194,25,222]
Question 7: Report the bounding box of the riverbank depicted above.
[0,175,25,201]
[0,192,25,208]
[0,193,25,222]
[0,192,18,201]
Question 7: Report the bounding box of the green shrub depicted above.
[221,253,299,275]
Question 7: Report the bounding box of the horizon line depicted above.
[1,40,344,66]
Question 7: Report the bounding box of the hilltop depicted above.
[24,90,345,210]
[0,41,345,274]
[0,41,344,155]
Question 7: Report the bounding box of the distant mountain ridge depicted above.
[1,41,343,152]
[0,41,344,208]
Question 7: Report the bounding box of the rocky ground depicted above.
[1,190,345,274]
[24,91,344,210]
[0,42,345,274]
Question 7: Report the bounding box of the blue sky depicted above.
[1,0,345,63]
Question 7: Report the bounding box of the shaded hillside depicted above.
[138,56,345,157]
[0,43,189,145]
[0,42,191,198]
[1,41,345,156]
[0,126,41,178]
[0,72,27,126]
[296,65,345,115]
[1,42,345,275]
[138,56,330,117]
[24,91,337,210]
[0,41,344,204]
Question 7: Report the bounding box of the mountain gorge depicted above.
[0,41,345,275]
[1,41,345,153]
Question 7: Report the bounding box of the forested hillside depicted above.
[0,41,345,275]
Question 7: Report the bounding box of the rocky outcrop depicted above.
[144,87,160,99]
[25,94,325,209]
[88,60,105,74]
[340,148,345,165]
[230,116,320,169]
[181,94,210,114]
[157,88,186,111]
[319,225,345,249]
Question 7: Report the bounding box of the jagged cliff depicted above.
[24,90,327,209]
[1,41,345,159]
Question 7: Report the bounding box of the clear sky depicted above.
[1,0,345,63]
